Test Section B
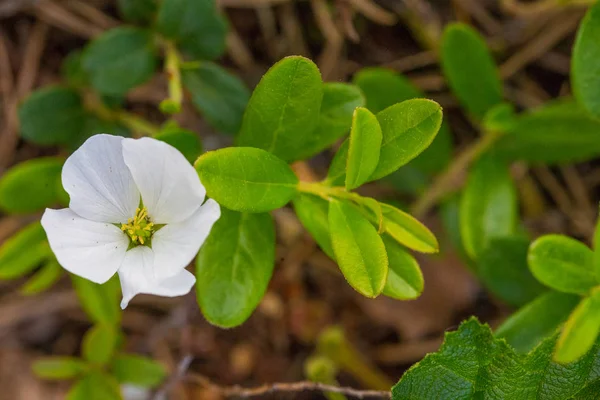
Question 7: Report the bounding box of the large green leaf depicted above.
[528,234,597,295]
[117,0,157,24]
[460,155,517,260]
[195,147,298,212]
[572,1,600,119]
[441,23,502,119]
[293,194,334,259]
[382,236,423,300]
[82,27,157,95]
[196,209,275,327]
[236,56,323,162]
[0,157,64,214]
[380,203,438,254]
[82,325,118,366]
[71,276,121,325]
[328,200,388,298]
[0,221,50,280]
[111,354,166,387]
[345,107,382,190]
[182,63,250,135]
[393,318,600,399]
[32,357,87,380]
[67,372,122,400]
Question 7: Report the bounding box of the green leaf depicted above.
[156,0,227,60]
[82,27,157,96]
[345,107,382,190]
[111,354,166,387]
[67,372,122,400]
[0,157,64,214]
[528,234,597,295]
[196,209,275,327]
[117,0,157,24]
[195,147,298,212]
[293,194,334,259]
[595,215,600,281]
[460,155,517,260]
[32,357,86,380]
[71,275,121,325]
[555,288,600,363]
[20,258,62,295]
[440,23,502,119]
[0,221,50,280]
[382,236,423,300]
[496,291,580,353]
[61,50,89,88]
[154,128,202,164]
[328,199,388,298]
[392,317,600,399]
[75,115,130,151]
[370,99,443,181]
[380,203,438,254]
[182,63,250,135]
[572,1,600,119]
[236,56,323,162]
[482,102,516,133]
[325,140,349,187]
[478,236,546,307]
[353,67,421,113]
[495,99,600,164]
[82,325,118,366]
[295,82,364,160]
[18,86,86,146]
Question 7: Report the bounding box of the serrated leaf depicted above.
[20,258,62,295]
[328,200,388,298]
[117,0,157,24]
[182,63,250,135]
[380,203,438,254]
[293,194,334,259]
[111,354,166,387]
[345,107,382,190]
[83,324,118,366]
[154,128,202,163]
[67,372,122,400]
[528,234,597,295]
[71,275,121,325]
[441,23,502,119]
[195,147,298,212]
[82,27,157,96]
[0,221,50,280]
[460,155,517,260]
[393,317,600,399]
[572,1,600,119]
[196,209,275,327]
[382,236,423,300]
[32,357,87,380]
[495,291,579,353]
[236,56,323,162]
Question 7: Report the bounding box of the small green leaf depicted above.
[555,288,600,363]
[345,107,382,190]
[328,200,388,298]
[154,128,202,163]
[18,86,86,146]
[528,234,597,295]
[195,147,299,212]
[572,1,600,119]
[0,157,64,214]
[117,0,157,24]
[236,56,323,162]
[478,236,546,307]
[32,357,86,380]
[82,325,118,366]
[82,27,157,96]
[325,140,349,187]
[293,194,334,259]
[380,203,438,254]
[61,50,89,88]
[182,63,250,135]
[67,372,122,400]
[441,23,502,119]
[71,275,121,325]
[460,155,517,259]
[382,236,423,300]
[353,67,421,113]
[156,0,227,60]
[0,221,50,280]
[370,99,443,181]
[482,102,516,133]
[496,291,580,353]
[196,209,275,327]
[111,354,167,387]
[20,258,62,295]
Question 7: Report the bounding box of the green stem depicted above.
[160,41,183,114]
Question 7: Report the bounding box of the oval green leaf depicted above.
[196,209,275,328]
[20,258,62,295]
[572,1,600,119]
[71,275,121,325]
[382,236,423,300]
[83,325,118,366]
[293,194,334,259]
[117,0,157,24]
[0,221,50,280]
[345,107,382,190]
[380,203,438,254]
[528,234,597,295]
[154,128,202,163]
[32,357,87,380]
[328,200,388,298]
[353,67,421,113]
[195,147,298,212]
[111,354,166,387]
[67,372,122,400]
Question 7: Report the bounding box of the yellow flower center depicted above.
[120,207,155,246]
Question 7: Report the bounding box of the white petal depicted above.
[122,137,206,224]
[41,208,129,283]
[145,269,196,298]
[152,199,220,280]
[62,134,140,223]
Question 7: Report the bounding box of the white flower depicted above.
[41,134,220,308]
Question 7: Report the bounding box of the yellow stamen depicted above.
[120,206,156,247]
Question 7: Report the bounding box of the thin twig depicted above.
[152,355,193,400]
